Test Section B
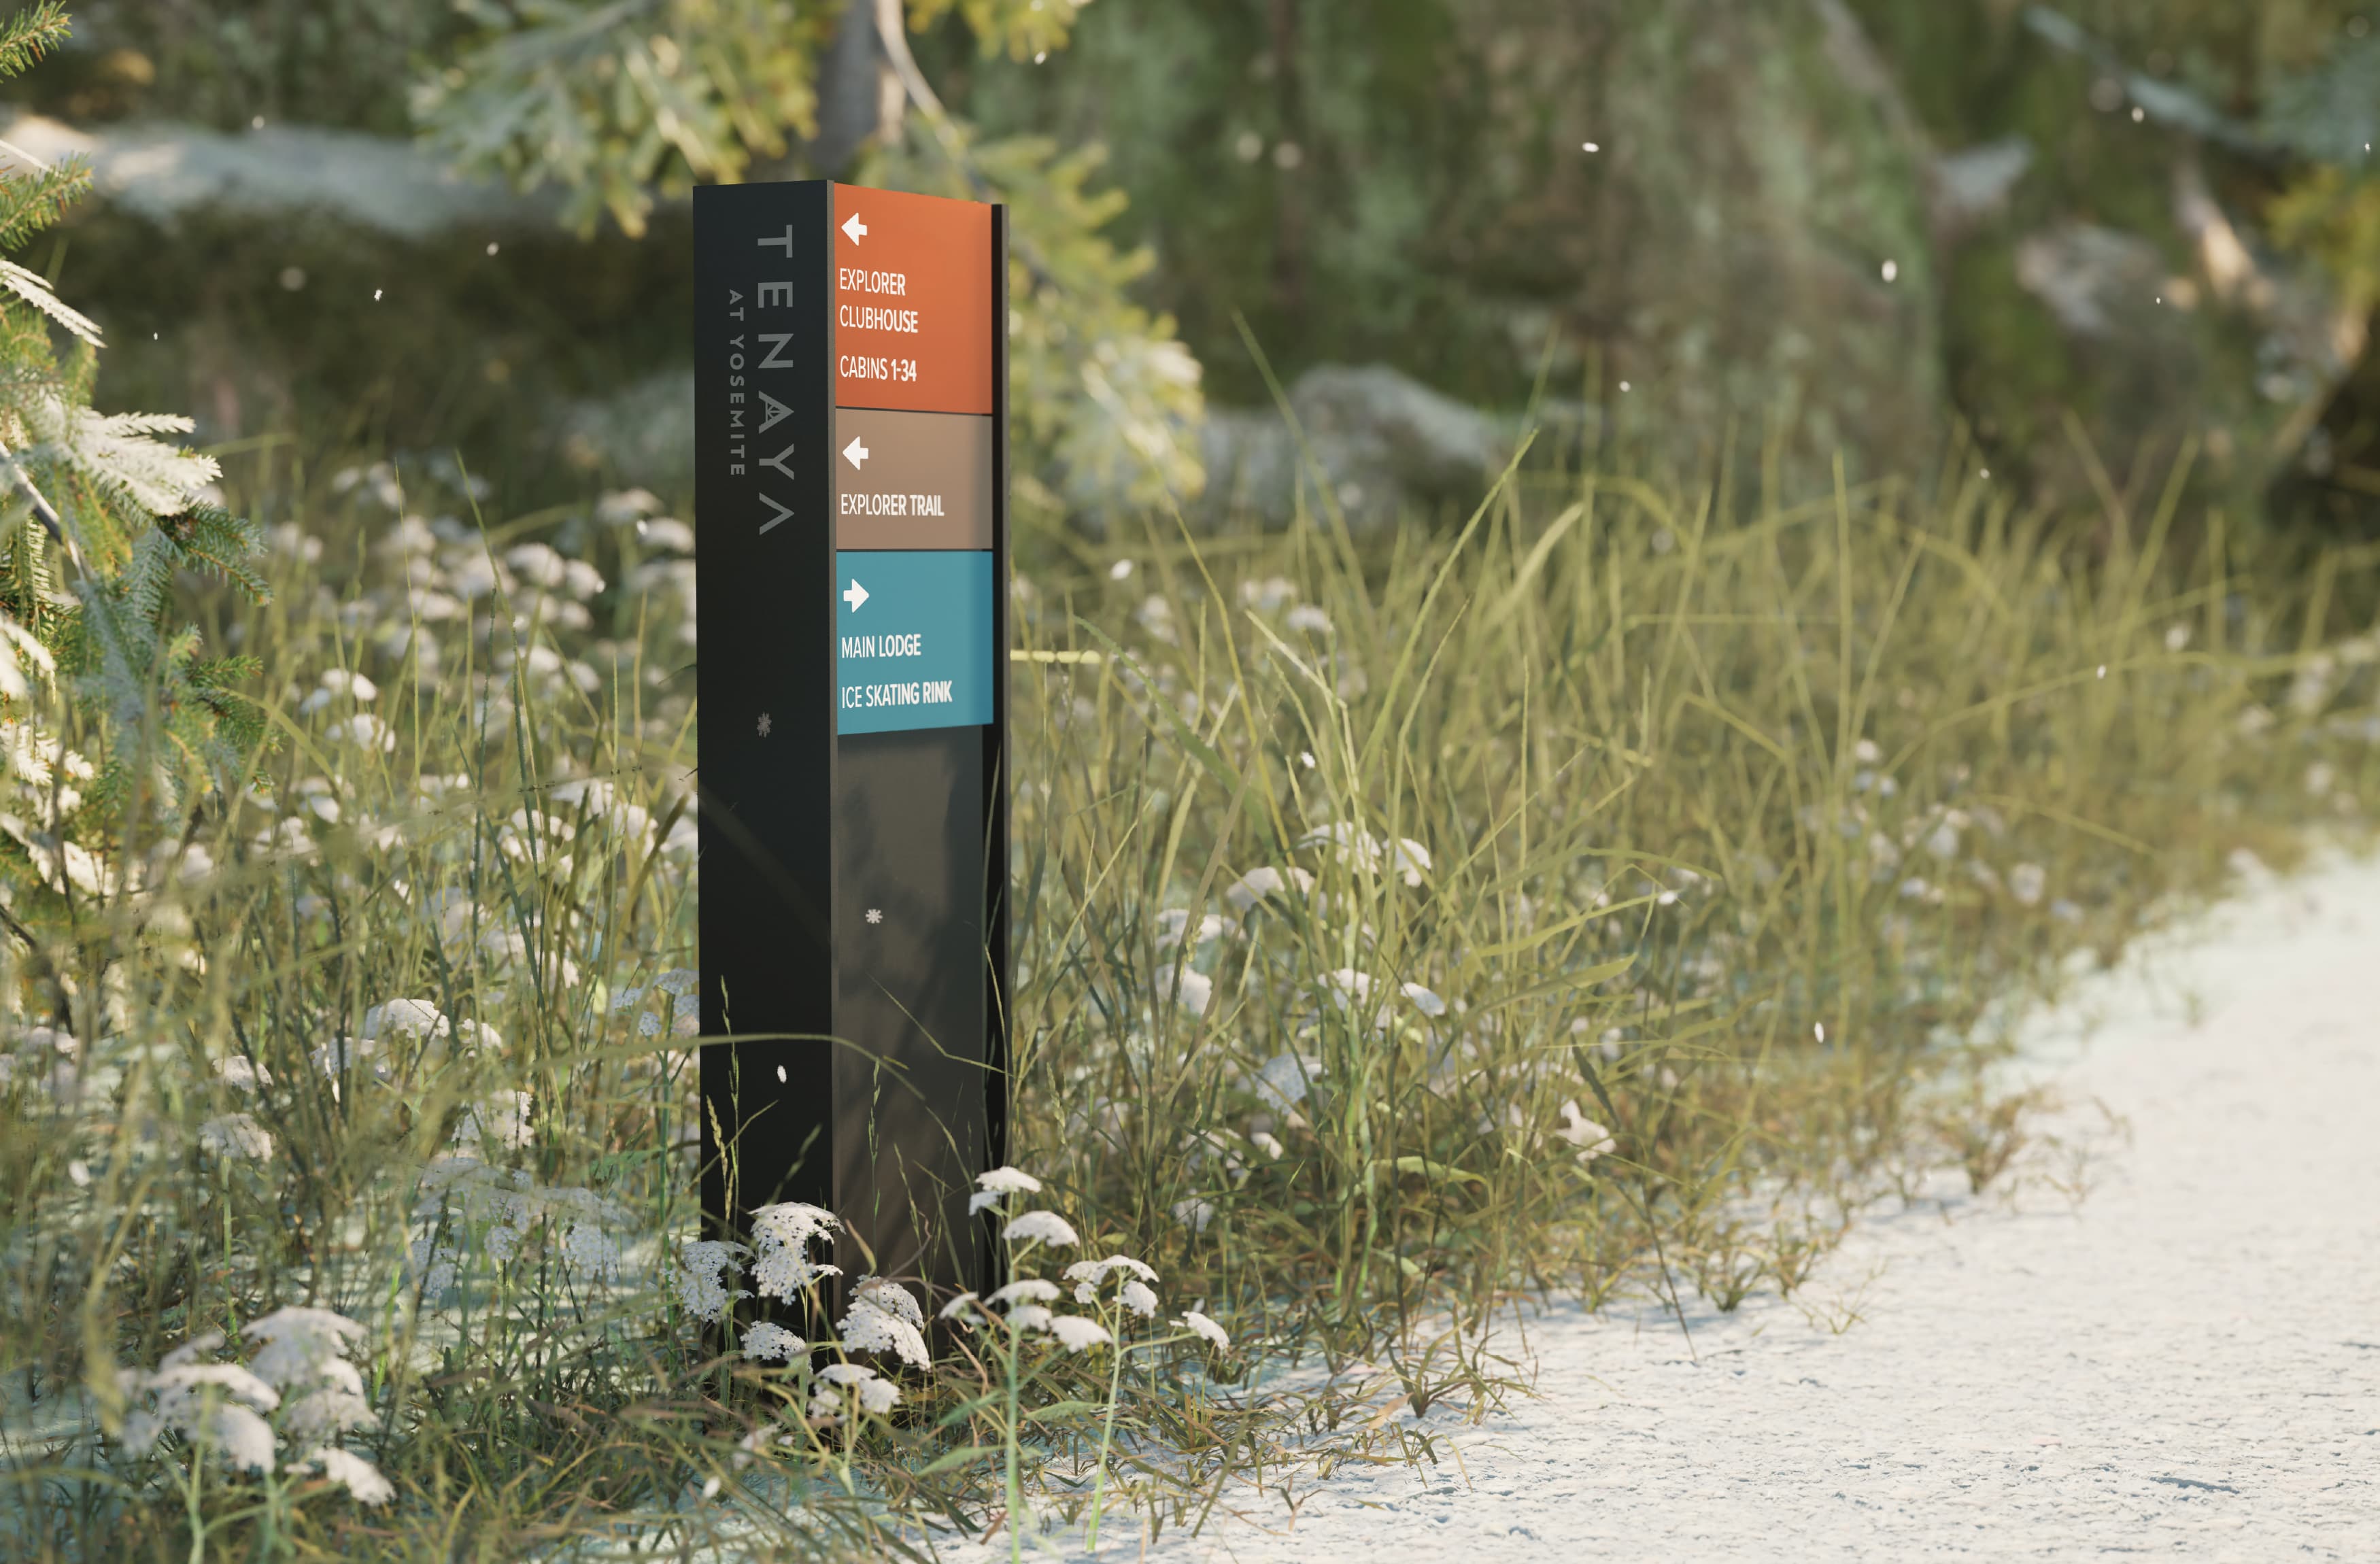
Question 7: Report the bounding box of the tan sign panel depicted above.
[832,407,994,550]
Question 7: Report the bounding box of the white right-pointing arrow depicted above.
[842,579,869,612]
[843,435,870,470]
[841,212,867,244]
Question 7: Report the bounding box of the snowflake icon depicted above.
[756,711,772,736]
[864,908,883,925]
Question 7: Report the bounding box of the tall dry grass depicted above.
[0,431,2369,1559]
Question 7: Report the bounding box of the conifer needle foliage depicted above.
[0,5,268,908]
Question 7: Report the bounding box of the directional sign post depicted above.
[694,182,1007,1305]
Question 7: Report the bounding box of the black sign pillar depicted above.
[694,181,1008,1301]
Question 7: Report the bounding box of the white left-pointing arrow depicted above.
[843,435,870,470]
[841,212,867,244]
[842,579,869,612]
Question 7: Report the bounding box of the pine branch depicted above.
[164,505,272,604]
[0,160,92,254]
[0,3,71,83]
[0,259,103,347]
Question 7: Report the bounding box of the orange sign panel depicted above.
[831,184,994,417]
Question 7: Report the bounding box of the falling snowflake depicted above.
[757,711,772,736]
[865,908,883,925]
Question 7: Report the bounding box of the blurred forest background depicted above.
[8,0,2380,537]
[11,8,2380,1550]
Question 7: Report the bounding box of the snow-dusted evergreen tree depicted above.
[0,4,267,896]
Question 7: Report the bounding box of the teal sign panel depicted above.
[834,549,996,733]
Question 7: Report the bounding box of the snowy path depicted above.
[1109,853,2380,1561]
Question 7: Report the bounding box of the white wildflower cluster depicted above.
[1002,1210,1081,1248]
[1221,864,1316,916]
[452,1090,534,1152]
[403,889,583,994]
[1807,768,2080,920]
[308,993,517,1114]
[214,1054,270,1092]
[1155,962,1217,1018]
[0,1025,80,1107]
[838,1276,930,1368]
[966,1164,1042,1216]
[494,802,575,868]
[749,1202,842,1299]
[296,666,378,716]
[115,1308,392,1505]
[1554,1100,1617,1161]
[611,966,702,1042]
[937,1168,1220,1368]
[198,1112,274,1161]
[117,1342,278,1476]
[243,1309,374,1446]
[1064,1255,1160,1319]
[1251,1051,1323,1119]
[1151,904,1227,1021]
[1236,575,1299,613]
[807,1361,900,1422]
[940,1276,1108,1355]
[1176,1310,1231,1352]
[675,1238,749,1324]
[1155,908,1225,949]
[742,1321,804,1363]
[1475,1089,1616,1166]
[294,471,697,836]
[0,721,95,835]
[0,721,109,896]
[1297,822,1431,887]
[1142,853,1447,1034]
[407,1158,631,1302]
[362,997,449,1043]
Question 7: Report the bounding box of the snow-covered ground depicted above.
[1051,851,2380,1561]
